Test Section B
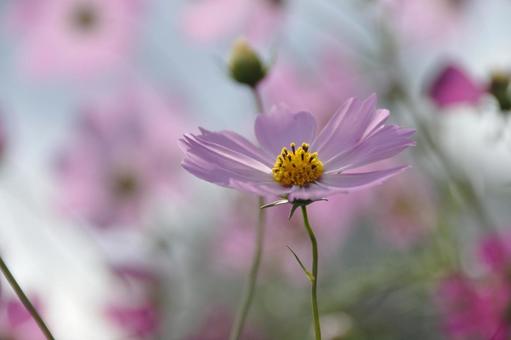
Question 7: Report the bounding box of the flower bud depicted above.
[488,72,511,111]
[228,39,266,88]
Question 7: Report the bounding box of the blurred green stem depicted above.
[301,205,322,340]
[0,254,55,340]
[229,197,266,340]
[229,87,266,340]
[253,86,264,114]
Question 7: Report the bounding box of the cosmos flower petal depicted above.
[196,127,274,166]
[324,126,416,172]
[428,64,484,108]
[255,105,317,155]
[179,131,273,188]
[312,94,383,159]
[362,109,390,138]
[287,183,338,201]
[230,179,295,197]
[310,97,358,153]
[287,166,408,201]
[181,134,271,174]
[319,166,409,192]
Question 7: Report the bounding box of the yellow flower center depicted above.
[272,143,324,187]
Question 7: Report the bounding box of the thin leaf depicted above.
[286,246,314,283]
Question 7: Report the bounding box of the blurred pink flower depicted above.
[428,64,485,109]
[437,233,511,339]
[479,233,511,277]
[0,297,46,340]
[187,307,265,340]
[260,51,368,125]
[7,0,142,79]
[371,171,436,249]
[180,0,285,43]
[437,274,510,340]
[105,263,161,339]
[55,84,188,228]
[382,0,468,45]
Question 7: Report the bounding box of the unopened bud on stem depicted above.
[228,38,267,88]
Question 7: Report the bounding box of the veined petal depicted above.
[362,109,390,139]
[255,105,317,155]
[181,133,270,173]
[179,131,272,187]
[324,126,416,172]
[196,127,274,166]
[230,179,294,197]
[182,154,268,186]
[310,97,357,154]
[287,165,406,201]
[319,166,409,191]
[312,94,384,159]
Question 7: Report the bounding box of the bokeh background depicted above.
[1,0,511,339]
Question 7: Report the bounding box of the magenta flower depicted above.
[7,0,142,79]
[437,273,510,340]
[428,64,485,109]
[56,84,187,228]
[437,232,511,339]
[0,297,46,340]
[180,95,415,202]
[180,0,284,43]
[479,233,511,277]
[105,263,160,339]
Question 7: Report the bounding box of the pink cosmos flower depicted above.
[0,297,46,340]
[180,95,415,202]
[105,263,160,339]
[381,0,468,46]
[428,64,485,109]
[7,0,142,79]
[180,0,284,43]
[479,233,511,277]
[437,233,511,339]
[437,273,511,340]
[56,84,187,228]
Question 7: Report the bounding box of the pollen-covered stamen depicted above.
[272,143,324,187]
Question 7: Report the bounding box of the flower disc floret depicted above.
[272,143,323,187]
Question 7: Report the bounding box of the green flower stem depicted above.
[301,205,322,340]
[0,254,55,340]
[253,86,264,115]
[229,87,266,340]
[229,197,266,340]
